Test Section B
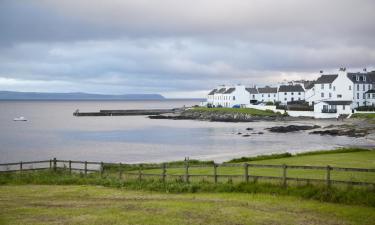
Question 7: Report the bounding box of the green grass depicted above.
[351,113,375,119]
[141,149,375,183]
[190,107,279,116]
[0,185,374,225]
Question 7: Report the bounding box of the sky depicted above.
[0,0,374,98]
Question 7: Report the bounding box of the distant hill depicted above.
[0,91,165,100]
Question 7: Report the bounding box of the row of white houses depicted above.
[206,68,375,115]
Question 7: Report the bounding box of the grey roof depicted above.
[304,81,315,90]
[258,86,278,94]
[315,75,338,84]
[323,101,352,105]
[278,85,304,93]
[216,88,227,94]
[365,89,375,94]
[224,88,235,94]
[208,89,217,95]
[347,72,375,83]
[245,87,258,94]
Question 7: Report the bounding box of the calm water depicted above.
[0,100,374,164]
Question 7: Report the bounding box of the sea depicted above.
[0,99,374,164]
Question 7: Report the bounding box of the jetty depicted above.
[73,108,181,116]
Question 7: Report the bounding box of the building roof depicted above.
[304,81,315,90]
[347,72,375,83]
[315,75,338,84]
[223,88,235,94]
[278,85,304,92]
[258,86,278,94]
[216,88,227,94]
[365,89,375,94]
[323,101,352,105]
[245,87,258,94]
[208,89,217,95]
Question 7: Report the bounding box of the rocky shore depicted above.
[149,109,286,122]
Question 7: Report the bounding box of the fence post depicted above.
[119,163,123,179]
[100,162,104,177]
[20,161,23,173]
[244,163,249,183]
[138,164,143,182]
[185,157,189,183]
[162,163,167,182]
[53,158,57,172]
[69,160,72,174]
[84,161,87,175]
[326,165,331,188]
[282,164,287,187]
[49,159,52,170]
[214,163,218,184]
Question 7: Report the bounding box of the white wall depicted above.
[278,91,305,104]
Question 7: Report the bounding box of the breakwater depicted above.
[73,109,180,116]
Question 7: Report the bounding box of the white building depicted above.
[257,86,278,103]
[365,89,375,107]
[277,84,305,104]
[246,87,258,104]
[346,71,375,108]
[207,85,250,107]
[314,101,352,115]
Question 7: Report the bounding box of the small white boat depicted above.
[13,116,27,121]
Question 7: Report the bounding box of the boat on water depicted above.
[13,116,27,121]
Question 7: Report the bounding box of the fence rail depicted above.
[1,158,374,187]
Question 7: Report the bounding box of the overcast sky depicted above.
[0,0,374,98]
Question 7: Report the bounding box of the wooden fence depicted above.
[1,158,375,187]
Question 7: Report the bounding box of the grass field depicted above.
[190,107,278,116]
[0,185,374,225]
[141,150,375,183]
[351,113,375,119]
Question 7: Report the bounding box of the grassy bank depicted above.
[1,185,374,225]
[351,113,375,119]
[189,107,279,116]
[141,148,375,183]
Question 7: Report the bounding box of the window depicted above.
[356,75,359,81]
[298,92,301,95]
[284,98,287,101]
[329,84,332,89]
[262,94,264,97]
[268,94,270,97]
[284,92,287,95]
[363,84,366,91]
[357,93,360,99]
[349,85,352,90]
[321,93,324,98]
[364,76,366,81]
[291,92,294,95]
[337,94,342,98]
[274,94,276,97]
[357,84,359,90]
[343,105,346,110]
[329,93,332,98]
[233,96,235,100]
[373,93,375,99]
[252,94,255,99]
[333,86,336,91]
[321,84,324,89]
[363,93,366,99]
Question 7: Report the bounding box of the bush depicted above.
[356,106,375,111]
[265,101,274,106]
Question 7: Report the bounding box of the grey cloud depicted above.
[0,0,374,97]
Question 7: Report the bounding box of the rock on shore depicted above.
[149,110,283,122]
[266,125,321,133]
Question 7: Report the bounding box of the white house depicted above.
[277,84,305,104]
[207,85,250,107]
[246,87,258,104]
[314,101,352,115]
[257,86,278,103]
[347,71,375,108]
[365,89,375,107]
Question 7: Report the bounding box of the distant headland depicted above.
[0,91,165,100]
